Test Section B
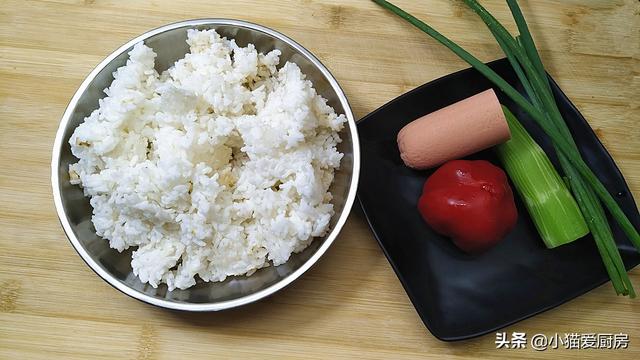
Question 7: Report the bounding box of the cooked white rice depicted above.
[68,29,345,290]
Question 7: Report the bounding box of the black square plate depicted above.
[357,58,640,341]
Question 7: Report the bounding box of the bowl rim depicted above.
[51,18,360,311]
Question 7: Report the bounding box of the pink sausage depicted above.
[397,89,511,170]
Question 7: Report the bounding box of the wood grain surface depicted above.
[1,0,639,358]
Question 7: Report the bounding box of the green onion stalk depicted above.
[496,106,588,248]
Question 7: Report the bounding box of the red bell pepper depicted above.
[418,159,518,253]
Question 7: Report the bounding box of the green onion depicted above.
[372,0,639,296]
[462,0,640,252]
[469,0,636,297]
[558,152,635,297]
[496,106,589,248]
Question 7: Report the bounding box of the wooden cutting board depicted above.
[1,0,638,359]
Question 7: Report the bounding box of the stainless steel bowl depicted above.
[51,19,360,311]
